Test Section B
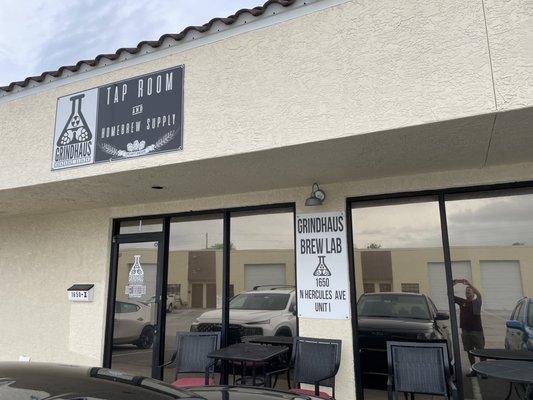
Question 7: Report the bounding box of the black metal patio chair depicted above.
[266,336,342,399]
[161,331,220,388]
[386,341,458,400]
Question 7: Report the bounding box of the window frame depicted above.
[346,181,533,400]
[105,202,297,384]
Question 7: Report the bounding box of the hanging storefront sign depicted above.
[296,211,351,319]
[51,65,184,170]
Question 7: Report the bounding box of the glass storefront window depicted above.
[228,208,295,388]
[111,241,160,377]
[446,190,533,399]
[163,214,223,383]
[119,218,163,234]
[352,198,453,399]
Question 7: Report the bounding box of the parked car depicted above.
[191,286,297,343]
[147,294,182,313]
[113,300,155,349]
[0,362,323,400]
[356,292,452,389]
[505,297,533,351]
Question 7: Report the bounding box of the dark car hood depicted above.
[358,316,434,333]
[0,362,198,399]
[0,363,320,400]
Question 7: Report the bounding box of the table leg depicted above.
[505,382,513,400]
[252,362,256,386]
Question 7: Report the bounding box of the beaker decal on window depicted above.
[313,255,332,276]
[57,94,93,147]
[125,255,146,298]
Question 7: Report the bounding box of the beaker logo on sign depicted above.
[52,88,97,170]
[57,95,93,147]
[313,256,332,277]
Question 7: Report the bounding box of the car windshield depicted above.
[230,293,289,311]
[357,294,431,320]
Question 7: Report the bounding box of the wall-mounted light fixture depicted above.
[305,183,326,206]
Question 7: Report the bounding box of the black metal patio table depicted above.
[248,335,293,348]
[470,349,533,361]
[208,342,288,386]
[472,360,533,400]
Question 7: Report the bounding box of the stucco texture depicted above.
[3,161,533,399]
[0,0,496,191]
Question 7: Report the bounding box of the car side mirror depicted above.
[435,312,449,321]
[506,320,523,330]
[289,305,297,316]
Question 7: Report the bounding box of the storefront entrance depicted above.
[103,206,296,385]
[108,237,164,378]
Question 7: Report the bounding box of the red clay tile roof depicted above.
[0,0,296,93]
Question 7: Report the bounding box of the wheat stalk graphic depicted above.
[154,130,176,150]
[99,129,177,157]
[99,142,120,156]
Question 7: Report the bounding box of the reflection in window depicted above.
[229,209,296,342]
[352,199,452,398]
[358,293,430,320]
[111,241,159,377]
[446,190,533,399]
[230,293,290,311]
[400,283,420,294]
[163,215,223,383]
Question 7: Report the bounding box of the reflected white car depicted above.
[147,294,183,312]
[113,300,155,349]
[191,286,297,341]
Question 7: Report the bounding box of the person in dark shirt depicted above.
[453,279,484,377]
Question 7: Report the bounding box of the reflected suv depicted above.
[357,292,452,389]
[191,286,297,343]
[505,297,533,351]
[113,300,155,349]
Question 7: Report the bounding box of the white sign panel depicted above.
[67,285,94,302]
[296,211,351,319]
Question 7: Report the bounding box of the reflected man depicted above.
[453,279,484,377]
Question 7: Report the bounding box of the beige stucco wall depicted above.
[0,2,530,399]
[4,160,533,399]
[0,0,515,191]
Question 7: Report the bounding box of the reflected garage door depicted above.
[244,264,286,291]
[428,261,472,310]
[480,260,523,310]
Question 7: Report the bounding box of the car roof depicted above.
[362,292,425,297]
[246,289,294,294]
[247,285,295,294]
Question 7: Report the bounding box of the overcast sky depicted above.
[0,0,260,87]
[353,193,533,249]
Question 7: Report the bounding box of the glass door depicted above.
[108,236,164,379]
